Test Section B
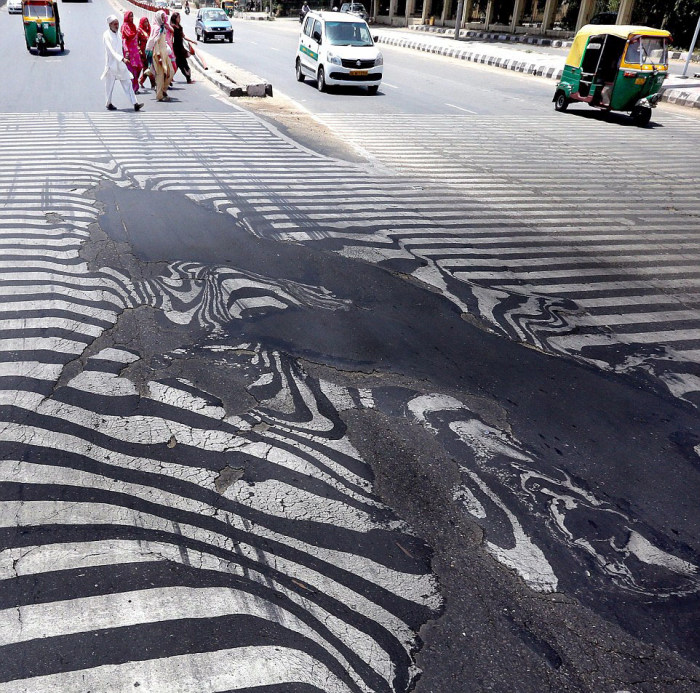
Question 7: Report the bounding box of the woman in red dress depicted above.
[120,11,142,93]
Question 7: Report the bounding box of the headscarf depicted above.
[138,16,150,50]
[146,10,168,52]
[121,11,138,41]
[147,10,173,77]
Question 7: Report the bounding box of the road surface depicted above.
[0,2,699,691]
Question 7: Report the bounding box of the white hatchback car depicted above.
[296,11,383,94]
[8,0,23,14]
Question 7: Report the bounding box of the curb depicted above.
[659,87,700,109]
[408,24,572,48]
[191,60,273,97]
[233,11,274,21]
[374,33,564,80]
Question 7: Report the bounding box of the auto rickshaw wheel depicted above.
[631,106,652,127]
[554,91,569,112]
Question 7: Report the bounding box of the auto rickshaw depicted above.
[221,0,235,16]
[553,25,671,126]
[23,0,64,55]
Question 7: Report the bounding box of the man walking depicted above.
[101,15,143,112]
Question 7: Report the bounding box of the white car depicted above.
[170,0,183,8]
[8,0,23,14]
[296,11,383,93]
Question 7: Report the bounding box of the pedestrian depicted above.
[170,12,194,84]
[120,10,142,93]
[146,10,174,102]
[137,17,155,89]
[162,11,178,76]
[101,15,143,111]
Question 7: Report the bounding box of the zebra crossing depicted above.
[71,107,700,406]
[1,109,700,688]
[310,111,700,403]
[0,112,441,692]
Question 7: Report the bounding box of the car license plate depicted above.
[349,70,368,76]
[216,34,224,38]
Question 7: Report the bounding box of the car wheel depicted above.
[295,58,305,82]
[631,106,652,127]
[367,85,378,95]
[228,35,233,43]
[317,66,326,92]
[554,90,569,112]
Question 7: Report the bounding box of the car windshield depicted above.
[349,4,366,10]
[203,10,227,20]
[325,21,372,46]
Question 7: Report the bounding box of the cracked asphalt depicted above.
[80,174,700,691]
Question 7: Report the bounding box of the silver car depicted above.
[339,2,369,21]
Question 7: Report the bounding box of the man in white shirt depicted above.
[101,15,143,112]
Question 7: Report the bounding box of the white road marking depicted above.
[0,647,354,693]
[445,103,477,113]
[381,82,398,89]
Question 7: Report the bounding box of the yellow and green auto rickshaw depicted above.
[23,0,64,55]
[553,24,671,126]
[221,0,235,16]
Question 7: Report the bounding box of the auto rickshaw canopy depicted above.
[565,25,672,68]
[22,0,56,18]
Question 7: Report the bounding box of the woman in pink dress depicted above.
[121,11,142,93]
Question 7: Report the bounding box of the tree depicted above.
[633,0,700,49]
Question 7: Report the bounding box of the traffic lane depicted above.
[0,0,231,113]
[191,16,554,115]
[376,44,555,115]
